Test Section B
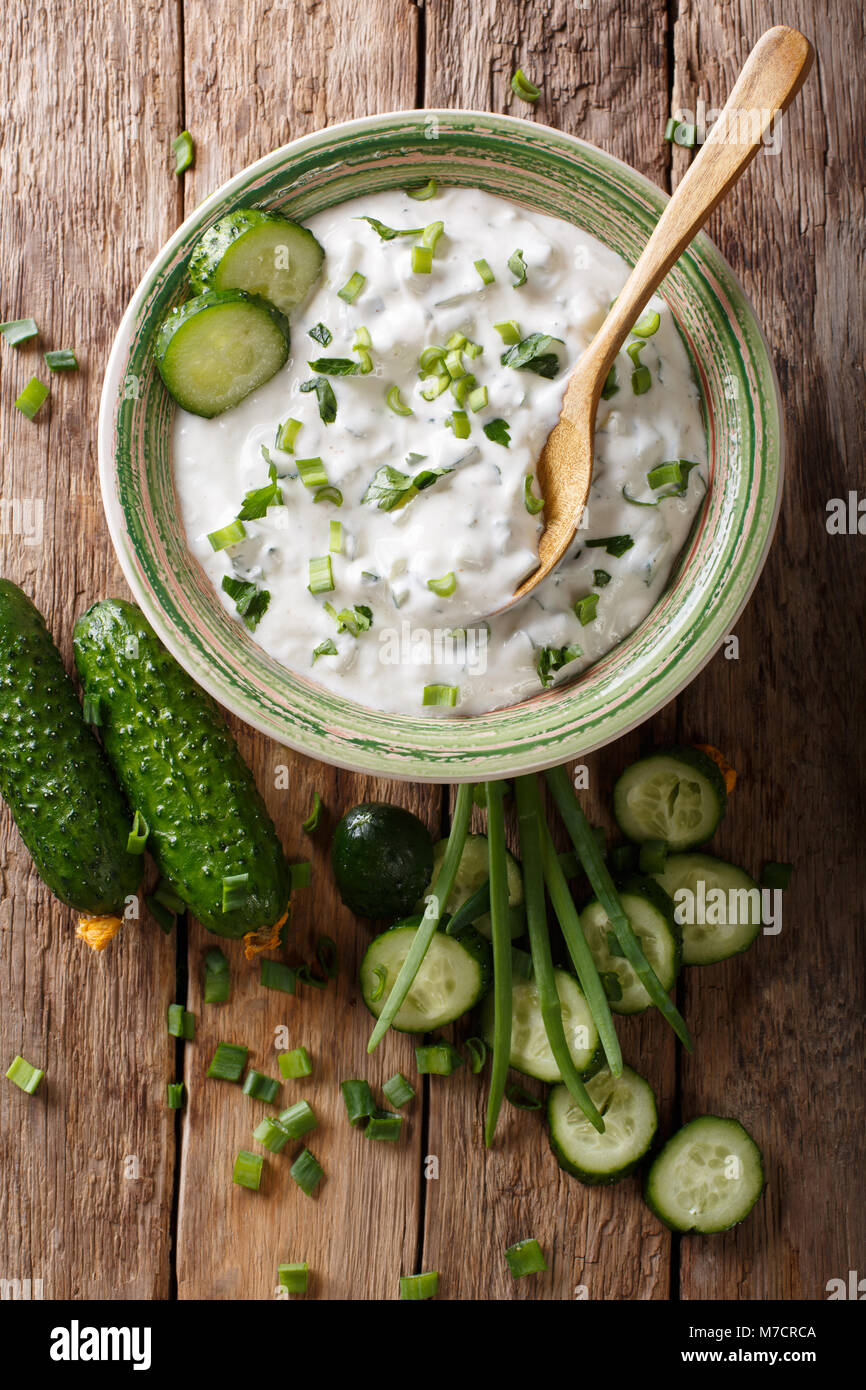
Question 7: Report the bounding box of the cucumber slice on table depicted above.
[480,968,600,1082]
[154,289,290,417]
[614,747,727,851]
[644,1115,764,1232]
[424,833,525,939]
[548,1065,658,1185]
[189,210,324,316]
[581,875,681,1014]
[360,918,492,1032]
[331,802,433,919]
[652,853,762,964]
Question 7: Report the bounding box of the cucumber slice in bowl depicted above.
[360,917,491,1033]
[480,968,600,1082]
[614,747,727,851]
[581,875,681,1014]
[652,853,762,964]
[548,1065,658,1185]
[644,1116,764,1232]
[189,209,324,316]
[424,833,525,939]
[154,290,290,417]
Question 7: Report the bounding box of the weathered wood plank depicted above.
[670,0,866,1298]
[175,0,428,1300]
[0,0,183,1299]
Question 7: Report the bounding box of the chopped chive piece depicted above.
[419,344,446,374]
[483,417,511,447]
[221,576,270,631]
[222,873,249,913]
[421,220,444,251]
[308,555,334,594]
[341,1079,377,1126]
[204,947,230,1003]
[232,1149,264,1190]
[647,461,684,491]
[44,348,78,371]
[474,257,495,285]
[421,373,449,400]
[308,322,332,346]
[665,118,697,147]
[601,365,619,399]
[631,364,652,395]
[508,248,527,286]
[146,895,175,933]
[0,317,38,345]
[464,340,483,361]
[172,130,194,174]
[505,1238,547,1277]
[290,861,312,893]
[278,1099,318,1138]
[296,456,328,488]
[494,319,521,344]
[523,474,544,514]
[586,534,634,558]
[278,1262,309,1293]
[208,1042,248,1082]
[382,1072,415,1109]
[574,593,599,626]
[297,962,327,991]
[5,1054,44,1094]
[290,1148,324,1196]
[353,325,372,350]
[506,1082,542,1110]
[412,245,433,274]
[242,1069,281,1104]
[302,792,324,834]
[427,571,457,597]
[626,340,645,367]
[279,1046,313,1080]
[207,518,246,551]
[299,376,337,424]
[316,935,338,979]
[449,372,476,405]
[421,683,458,708]
[400,1270,439,1300]
[14,376,49,419]
[167,1004,195,1040]
[254,1116,292,1153]
[314,485,344,507]
[444,348,465,379]
[638,839,669,874]
[167,1082,185,1109]
[511,68,541,102]
[593,568,612,588]
[536,643,582,688]
[761,861,793,890]
[415,1039,464,1074]
[446,409,470,439]
[406,179,438,200]
[632,309,661,338]
[366,1110,403,1142]
[386,384,413,416]
[126,809,148,854]
[464,1037,488,1073]
[337,271,365,303]
[261,959,297,995]
[468,384,488,413]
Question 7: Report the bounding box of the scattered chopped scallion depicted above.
[290,1148,324,1196]
[296,456,328,488]
[204,947,230,1004]
[412,245,433,274]
[232,1149,264,1190]
[337,271,366,303]
[0,317,38,346]
[365,1110,403,1141]
[278,1263,309,1293]
[222,872,249,913]
[276,417,302,452]
[5,1054,44,1094]
[421,684,458,708]
[386,384,413,416]
[632,309,661,337]
[126,809,149,853]
[279,1046,313,1080]
[207,518,246,551]
[242,1069,281,1103]
[415,1039,464,1074]
[505,1238,547,1277]
[167,1082,185,1109]
[382,1072,415,1109]
[308,555,334,594]
[254,1116,292,1153]
[340,1078,377,1127]
[508,248,527,286]
[207,1042,248,1082]
[427,571,457,597]
[464,1037,488,1073]
[400,1270,439,1300]
[278,1099,318,1138]
[523,474,544,514]
[511,68,541,103]
[172,130,194,174]
[574,593,599,626]
[474,257,495,285]
[14,377,49,419]
[44,349,78,371]
[494,319,521,344]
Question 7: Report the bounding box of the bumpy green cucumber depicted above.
[73,599,290,938]
[0,580,140,915]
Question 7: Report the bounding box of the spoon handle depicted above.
[565,25,813,407]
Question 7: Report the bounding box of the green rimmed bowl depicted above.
[99,110,782,782]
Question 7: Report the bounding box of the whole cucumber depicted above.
[0,580,140,915]
[73,599,290,938]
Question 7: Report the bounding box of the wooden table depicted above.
[1,0,863,1302]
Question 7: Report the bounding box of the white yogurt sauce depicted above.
[173,186,707,716]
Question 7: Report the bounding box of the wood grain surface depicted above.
[0,0,862,1302]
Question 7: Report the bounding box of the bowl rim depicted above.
[99,108,784,783]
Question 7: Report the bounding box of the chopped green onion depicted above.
[172,130,194,174]
[494,319,521,344]
[207,1042,249,1082]
[511,68,541,102]
[474,258,495,285]
[632,365,652,395]
[386,384,413,416]
[632,309,661,337]
[508,248,527,286]
[126,809,148,853]
[421,373,449,401]
[483,418,511,447]
[0,317,38,345]
[308,555,334,594]
[260,959,297,995]
[761,861,793,890]
[647,460,688,491]
[400,1270,439,1300]
[446,332,467,350]
[523,474,544,514]
[369,965,387,1002]
[366,1110,403,1142]
[506,1082,542,1110]
[327,521,342,555]
[290,1148,324,1197]
[484,779,512,1147]
[337,271,365,303]
[639,839,669,874]
[354,324,372,347]
[278,1099,318,1138]
[449,372,476,405]
[204,947,230,1004]
[14,377,49,419]
[464,339,483,360]
[427,571,457,597]
[222,873,249,913]
[314,485,343,507]
[341,1079,377,1126]
[316,935,339,979]
[468,384,488,413]
[302,792,324,834]
[593,568,612,587]
[574,593,599,626]
[446,410,470,439]
[412,246,433,274]
[505,1238,547,1277]
[279,1046,313,1080]
[167,1082,185,1109]
[242,1069,281,1104]
[422,683,458,707]
[382,1072,415,1109]
[421,221,444,251]
[207,518,246,551]
[278,1263,309,1293]
[296,456,328,488]
[664,117,697,147]
[44,349,78,371]
[586,534,634,558]
[308,322,332,346]
[253,1116,291,1153]
[464,1037,488,1073]
[167,1004,195,1040]
[444,348,465,379]
[419,344,446,373]
[601,365,619,399]
[312,638,338,663]
[415,1040,464,1075]
[276,415,302,452]
[5,1054,44,1094]
[406,179,438,200]
[232,1149,264,1190]
[300,376,337,424]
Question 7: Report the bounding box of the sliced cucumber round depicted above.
[480,968,600,1083]
[424,833,524,939]
[360,918,491,1033]
[580,875,681,1014]
[154,290,290,417]
[548,1065,658,1185]
[644,1115,764,1232]
[189,210,324,316]
[614,747,727,851]
[652,853,762,965]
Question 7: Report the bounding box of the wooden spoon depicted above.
[503,25,813,610]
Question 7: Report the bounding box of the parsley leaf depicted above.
[536,642,582,688]
[483,418,511,447]
[300,376,337,424]
[308,322,332,346]
[355,216,423,241]
[500,332,563,378]
[221,576,270,631]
